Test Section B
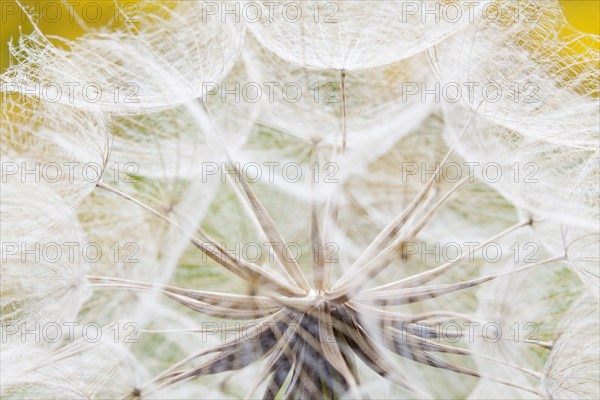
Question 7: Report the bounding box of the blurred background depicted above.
[1,0,599,73]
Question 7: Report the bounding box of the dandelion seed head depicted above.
[543,293,600,399]
[2,1,246,113]
[0,94,110,209]
[247,0,473,70]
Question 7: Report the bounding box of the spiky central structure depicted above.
[90,138,556,399]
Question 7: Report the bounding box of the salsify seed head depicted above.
[1,1,598,399]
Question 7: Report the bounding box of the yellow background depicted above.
[0,0,599,73]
